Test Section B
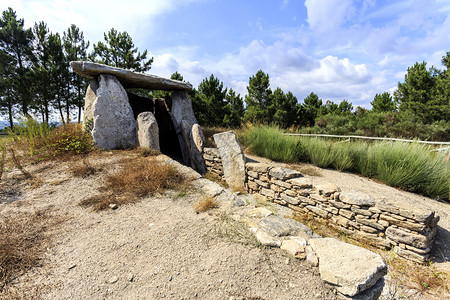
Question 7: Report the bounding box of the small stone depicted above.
[109,203,118,210]
[306,252,319,267]
[108,276,119,284]
[127,273,134,282]
[68,264,77,270]
[168,276,173,281]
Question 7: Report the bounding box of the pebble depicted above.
[68,264,77,270]
[108,276,119,284]
[127,273,134,282]
[109,204,118,210]
[168,276,173,281]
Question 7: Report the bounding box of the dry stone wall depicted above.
[203,147,440,263]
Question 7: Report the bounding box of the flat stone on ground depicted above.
[309,237,387,297]
[258,215,315,239]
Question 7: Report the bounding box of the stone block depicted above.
[274,180,292,189]
[246,162,270,173]
[281,193,300,205]
[385,226,436,248]
[247,170,259,179]
[306,205,329,218]
[288,177,312,188]
[315,183,341,196]
[255,179,270,189]
[355,216,385,231]
[351,206,373,217]
[339,191,375,206]
[339,209,355,220]
[269,167,302,180]
[309,238,387,297]
[261,188,275,198]
[329,200,351,209]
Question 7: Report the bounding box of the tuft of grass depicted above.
[79,158,188,211]
[0,211,65,294]
[238,126,303,163]
[194,196,219,213]
[69,158,99,178]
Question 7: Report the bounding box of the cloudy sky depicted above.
[2,0,450,107]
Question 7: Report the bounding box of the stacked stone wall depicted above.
[203,147,224,180]
[204,148,440,263]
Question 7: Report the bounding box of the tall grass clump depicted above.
[370,142,449,199]
[239,125,449,200]
[238,126,303,162]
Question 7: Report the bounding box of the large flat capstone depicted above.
[309,238,387,298]
[70,61,192,91]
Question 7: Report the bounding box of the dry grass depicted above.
[194,196,219,213]
[201,127,229,148]
[69,158,100,178]
[79,157,188,211]
[0,211,65,296]
[384,252,450,299]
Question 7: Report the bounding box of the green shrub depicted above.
[301,138,334,168]
[330,142,354,171]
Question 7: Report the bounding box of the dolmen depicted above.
[70,61,206,173]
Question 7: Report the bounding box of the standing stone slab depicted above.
[136,111,160,151]
[89,74,137,149]
[171,91,206,173]
[213,131,246,191]
[309,237,387,297]
[83,78,99,130]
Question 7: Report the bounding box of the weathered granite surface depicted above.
[70,61,192,90]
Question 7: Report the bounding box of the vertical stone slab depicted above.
[213,131,246,191]
[82,78,99,131]
[136,111,160,151]
[171,91,206,173]
[90,74,138,149]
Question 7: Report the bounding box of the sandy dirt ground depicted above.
[0,153,335,300]
[1,151,449,299]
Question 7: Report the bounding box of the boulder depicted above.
[136,112,160,151]
[308,237,387,297]
[213,131,246,191]
[89,74,137,149]
[70,61,192,90]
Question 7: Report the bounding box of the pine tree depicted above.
[244,70,272,124]
[0,8,33,116]
[90,28,153,72]
[63,24,90,123]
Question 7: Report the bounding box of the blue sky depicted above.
[2,0,450,108]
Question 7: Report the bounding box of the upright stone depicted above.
[88,74,138,149]
[171,91,206,173]
[82,78,99,131]
[213,131,246,191]
[136,111,160,151]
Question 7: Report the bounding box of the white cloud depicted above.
[6,0,201,48]
[281,0,289,10]
[304,0,354,32]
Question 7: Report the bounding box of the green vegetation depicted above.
[239,126,449,200]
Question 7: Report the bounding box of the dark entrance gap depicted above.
[127,92,184,163]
